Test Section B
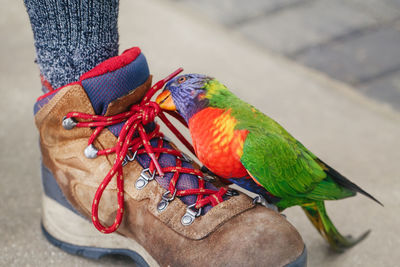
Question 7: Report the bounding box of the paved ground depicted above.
[173,0,400,112]
[1,0,400,266]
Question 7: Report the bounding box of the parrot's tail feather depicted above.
[317,159,383,206]
[301,201,370,252]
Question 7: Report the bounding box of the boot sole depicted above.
[41,194,307,267]
[41,194,159,266]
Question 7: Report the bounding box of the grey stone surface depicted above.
[388,0,400,8]
[175,0,400,111]
[237,0,377,55]
[180,0,304,25]
[339,0,400,22]
[360,70,400,110]
[2,0,400,266]
[294,27,400,85]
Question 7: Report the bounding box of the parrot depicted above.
[155,73,382,252]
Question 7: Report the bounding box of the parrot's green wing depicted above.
[204,80,376,250]
[204,79,355,204]
[240,127,354,203]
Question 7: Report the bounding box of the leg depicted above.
[24,0,119,91]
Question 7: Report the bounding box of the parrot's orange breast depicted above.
[188,107,249,178]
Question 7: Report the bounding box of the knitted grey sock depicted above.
[24,0,119,90]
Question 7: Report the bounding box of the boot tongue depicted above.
[80,47,151,116]
[80,48,220,212]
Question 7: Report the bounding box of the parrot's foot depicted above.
[199,166,218,182]
[226,188,240,197]
[200,165,218,179]
[200,165,226,183]
[253,195,279,212]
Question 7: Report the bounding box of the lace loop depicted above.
[64,69,229,233]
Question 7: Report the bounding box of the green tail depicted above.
[301,201,370,252]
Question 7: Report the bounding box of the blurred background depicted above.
[1,0,399,266]
[169,0,400,112]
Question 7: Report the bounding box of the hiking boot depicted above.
[34,47,307,266]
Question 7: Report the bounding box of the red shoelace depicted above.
[64,68,228,233]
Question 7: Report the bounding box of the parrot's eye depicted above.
[178,76,187,84]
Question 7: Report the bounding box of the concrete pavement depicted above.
[1,0,399,266]
[174,0,400,112]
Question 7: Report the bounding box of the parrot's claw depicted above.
[226,188,240,197]
[200,166,217,177]
[200,165,218,182]
[253,195,279,212]
[203,175,216,182]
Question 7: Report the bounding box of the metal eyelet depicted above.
[122,150,138,166]
[84,144,98,159]
[62,116,77,130]
[157,189,177,212]
[135,168,156,190]
[181,204,202,226]
[157,199,169,212]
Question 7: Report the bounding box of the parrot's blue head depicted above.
[156,74,212,122]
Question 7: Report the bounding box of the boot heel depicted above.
[41,194,157,266]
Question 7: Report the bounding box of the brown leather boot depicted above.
[35,47,306,267]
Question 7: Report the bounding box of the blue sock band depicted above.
[24,0,119,89]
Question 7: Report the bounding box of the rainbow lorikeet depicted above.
[156,74,382,252]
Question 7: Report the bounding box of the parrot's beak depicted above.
[156,90,176,111]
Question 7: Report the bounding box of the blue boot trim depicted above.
[41,163,81,216]
[285,246,307,267]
